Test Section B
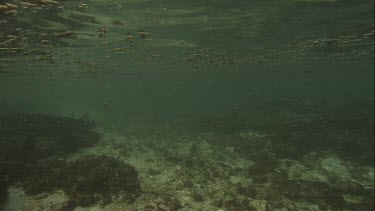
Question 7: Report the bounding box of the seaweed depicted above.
[0,177,7,207]
[141,194,182,211]
[22,159,67,195]
[0,114,103,208]
[196,108,248,134]
[21,155,141,209]
[0,160,26,184]
[236,184,257,198]
[246,154,281,176]
[195,100,374,166]
[191,191,204,202]
[0,160,26,207]
[257,172,374,210]
[270,110,374,165]
[0,126,140,209]
[0,114,101,163]
[223,198,257,211]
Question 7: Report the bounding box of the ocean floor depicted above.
[3,123,374,211]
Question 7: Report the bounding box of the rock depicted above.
[321,157,351,181]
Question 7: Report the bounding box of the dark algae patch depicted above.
[262,172,375,211]
[200,102,374,165]
[1,156,140,210]
[22,155,141,210]
[0,114,101,162]
[0,114,101,207]
[0,114,141,209]
[270,110,374,165]
[0,114,142,210]
[0,177,7,206]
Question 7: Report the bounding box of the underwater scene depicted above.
[0,0,374,210]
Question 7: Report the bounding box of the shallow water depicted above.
[0,0,374,210]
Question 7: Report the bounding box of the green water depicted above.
[0,0,374,210]
[0,62,373,129]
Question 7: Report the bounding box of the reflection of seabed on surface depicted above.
[0,0,373,76]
